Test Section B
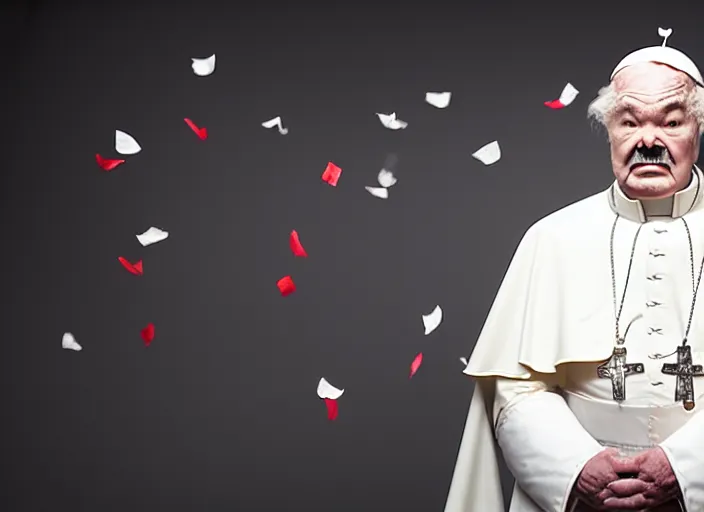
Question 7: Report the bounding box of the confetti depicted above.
[658,27,673,45]
[277,276,295,296]
[262,116,288,134]
[459,357,468,366]
[472,141,501,165]
[422,305,443,335]
[136,227,169,247]
[184,118,207,140]
[317,377,344,399]
[115,130,142,155]
[409,352,423,378]
[365,186,388,199]
[544,83,579,109]
[289,230,307,257]
[96,154,125,171]
[377,168,397,188]
[324,398,339,420]
[118,257,143,275]
[322,162,342,186]
[141,323,155,346]
[425,91,452,108]
[376,112,407,130]
[191,54,216,76]
[62,332,82,351]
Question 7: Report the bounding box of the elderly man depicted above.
[443,30,704,512]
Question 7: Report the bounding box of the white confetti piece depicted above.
[472,141,501,165]
[658,27,673,46]
[545,83,579,108]
[262,116,288,134]
[460,357,468,366]
[317,378,344,400]
[191,54,216,76]
[376,112,407,130]
[425,91,452,108]
[136,227,169,247]
[115,130,141,155]
[422,305,443,335]
[62,332,82,351]
[365,186,388,199]
[377,168,397,188]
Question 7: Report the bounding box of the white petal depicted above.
[459,357,468,366]
[558,83,579,106]
[317,377,344,399]
[62,332,82,351]
[472,140,501,165]
[376,112,407,130]
[422,305,443,335]
[377,168,397,188]
[658,27,673,46]
[136,227,169,247]
[425,91,451,108]
[365,186,388,199]
[262,116,288,134]
[191,54,216,76]
[115,130,141,155]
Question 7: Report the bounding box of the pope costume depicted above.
[443,31,704,512]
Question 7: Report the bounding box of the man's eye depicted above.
[667,120,680,127]
[622,120,636,127]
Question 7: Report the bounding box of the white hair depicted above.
[586,81,704,135]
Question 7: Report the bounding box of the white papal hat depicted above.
[610,28,703,86]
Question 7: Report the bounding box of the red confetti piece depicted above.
[96,154,125,171]
[409,352,423,378]
[141,323,155,346]
[118,257,143,275]
[324,398,338,421]
[321,161,342,186]
[544,99,566,109]
[289,230,307,257]
[184,118,208,140]
[277,275,295,296]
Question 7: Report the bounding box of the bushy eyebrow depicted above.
[612,99,687,117]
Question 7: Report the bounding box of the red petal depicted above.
[324,398,338,420]
[96,153,125,171]
[289,230,308,257]
[409,352,423,378]
[118,257,143,275]
[544,100,565,109]
[277,275,295,296]
[141,323,155,346]
[321,161,342,186]
[184,118,207,139]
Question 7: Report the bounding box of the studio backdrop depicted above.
[1,1,703,510]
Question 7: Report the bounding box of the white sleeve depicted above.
[494,377,605,512]
[659,409,704,511]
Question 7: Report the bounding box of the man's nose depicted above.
[637,127,659,148]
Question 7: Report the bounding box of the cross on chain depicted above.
[661,345,704,410]
[597,346,644,401]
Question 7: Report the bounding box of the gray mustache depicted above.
[628,146,674,168]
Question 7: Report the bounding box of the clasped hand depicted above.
[574,447,680,510]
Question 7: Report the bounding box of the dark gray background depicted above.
[2,1,703,510]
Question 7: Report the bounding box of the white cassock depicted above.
[444,166,704,512]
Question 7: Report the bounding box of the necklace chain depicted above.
[610,215,704,347]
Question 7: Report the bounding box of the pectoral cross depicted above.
[661,345,704,411]
[597,346,644,401]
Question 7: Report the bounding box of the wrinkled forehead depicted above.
[613,62,693,109]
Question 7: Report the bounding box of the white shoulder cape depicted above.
[444,188,620,512]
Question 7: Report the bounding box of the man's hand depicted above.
[573,448,640,509]
[602,447,681,510]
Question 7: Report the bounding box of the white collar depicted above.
[608,166,703,223]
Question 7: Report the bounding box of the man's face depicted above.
[607,62,701,199]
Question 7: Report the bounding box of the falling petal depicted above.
[191,54,216,76]
[472,141,501,165]
[410,352,423,378]
[277,276,295,296]
[289,230,307,257]
[324,398,339,420]
[141,323,155,346]
[422,305,443,335]
[136,227,169,247]
[322,162,342,186]
[317,378,344,399]
[62,332,82,351]
[115,130,142,154]
[96,154,125,171]
[365,186,388,199]
[376,112,407,130]
[425,91,452,108]
[184,118,208,140]
[377,168,397,187]
[544,83,579,109]
[118,257,143,275]
[262,116,288,134]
